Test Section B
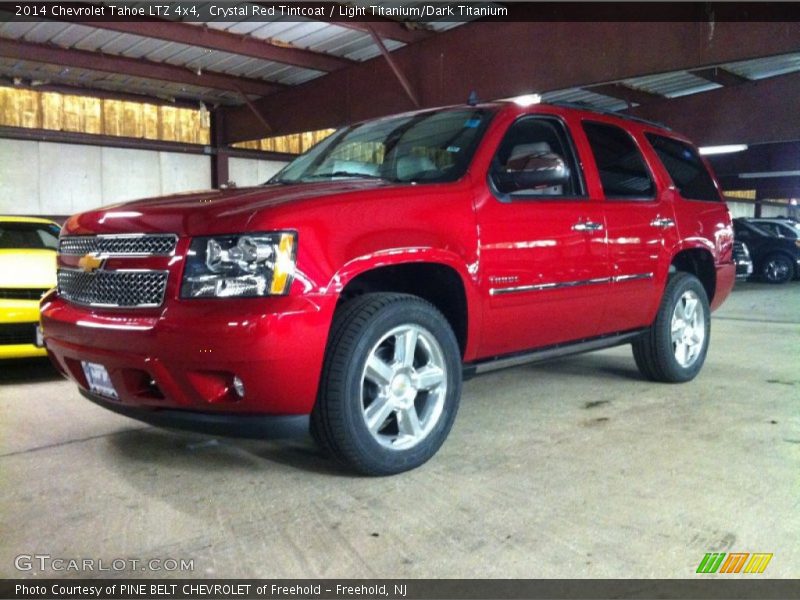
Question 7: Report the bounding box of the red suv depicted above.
[41,101,735,475]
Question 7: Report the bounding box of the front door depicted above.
[475,115,610,358]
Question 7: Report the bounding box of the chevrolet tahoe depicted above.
[41,101,735,475]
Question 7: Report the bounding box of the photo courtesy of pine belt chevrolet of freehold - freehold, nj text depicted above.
[39,99,736,475]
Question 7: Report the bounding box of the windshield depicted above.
[767,220,800,238]
[0,221,60,250]
[270,107,494,185]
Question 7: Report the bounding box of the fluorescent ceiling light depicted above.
[698,144,748,155]
[739,170,800,179]
[510,94,542,107]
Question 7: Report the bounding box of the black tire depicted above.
[760,253,793,284]
[632,272,711,383]
[311,293,462,476]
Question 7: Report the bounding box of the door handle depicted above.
[572,221,604,232]
[651,218,676,229]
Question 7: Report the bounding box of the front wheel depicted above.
[632,272,711,383]
[760,253,793,284]
[311,293,462,475]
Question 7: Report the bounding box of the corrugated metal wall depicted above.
[234,128,335,154]
[0,87,331,154]
[0,88,210,144]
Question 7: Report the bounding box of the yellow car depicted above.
[0,216,60,359]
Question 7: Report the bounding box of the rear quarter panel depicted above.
[637,132,735,311]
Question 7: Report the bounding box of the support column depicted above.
[210,109,229,189]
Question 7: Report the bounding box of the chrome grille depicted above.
[57,269,168,308]
[59,234,177,256]
[733,240,750,260]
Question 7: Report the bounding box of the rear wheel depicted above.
[311,293,461,475]
[760,253,793,284]
[632,272,710,383]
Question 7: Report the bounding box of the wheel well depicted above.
[338,263,469,356]
[758,250,794,266]
[670,249,716,302]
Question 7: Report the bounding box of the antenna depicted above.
[467,91,479,106]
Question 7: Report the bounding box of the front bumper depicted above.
[0,300,46,359]
[41,292,337,416]
[81,389,309,438]
[735,259,753,280]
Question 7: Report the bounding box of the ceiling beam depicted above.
[233,85,273,136]
[717,174,800,198]
[82,21,353,73]
[624,71,800,146]
[221,21,800,142]
[692,66,750,87]
[588,83,663,107]
[367,25,420,108]
[0,38,283,97]
[0,124,295,161]
[706,141,800,180]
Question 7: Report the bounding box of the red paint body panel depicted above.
[41,102,735,418]
[41,292,336,414]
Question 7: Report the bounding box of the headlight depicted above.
[181,232,296,298]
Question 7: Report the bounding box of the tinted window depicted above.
[757,221,799,239]
[646,134,720,201]
[490,117,584,198]
[757,222,780,236]
[0,222,59,250]
[778,223,800,239]
[582,121,655,199]
[734,220,774,238]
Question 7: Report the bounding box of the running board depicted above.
[463,329,647,379]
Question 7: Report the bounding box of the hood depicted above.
[63,180,395,237]
[0,249,57,288]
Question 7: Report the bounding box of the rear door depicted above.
[579,121,679,333]
[475,114,610,357]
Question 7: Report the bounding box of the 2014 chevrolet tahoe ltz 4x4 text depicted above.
[41,101,735,475]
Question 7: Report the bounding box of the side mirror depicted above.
[495,151,570,192]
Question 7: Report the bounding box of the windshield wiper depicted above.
[305,171,385,180]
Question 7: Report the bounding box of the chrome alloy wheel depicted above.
[764,258,791,283]
[360,324,447,450]
[670,290,706,368]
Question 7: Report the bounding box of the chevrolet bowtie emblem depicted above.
[78,253,104,273]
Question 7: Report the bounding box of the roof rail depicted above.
[547,101,672,131]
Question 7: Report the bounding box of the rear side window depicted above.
[646,134,721,202]
[582,121,655,200]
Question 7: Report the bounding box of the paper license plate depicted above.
[81,362,119,399]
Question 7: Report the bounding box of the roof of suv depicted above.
[354,100,677,138]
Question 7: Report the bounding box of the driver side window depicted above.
[490,117,584,199]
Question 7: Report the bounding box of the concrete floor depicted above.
[1,281,798,579]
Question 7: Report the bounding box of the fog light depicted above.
[232,376,245,398]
